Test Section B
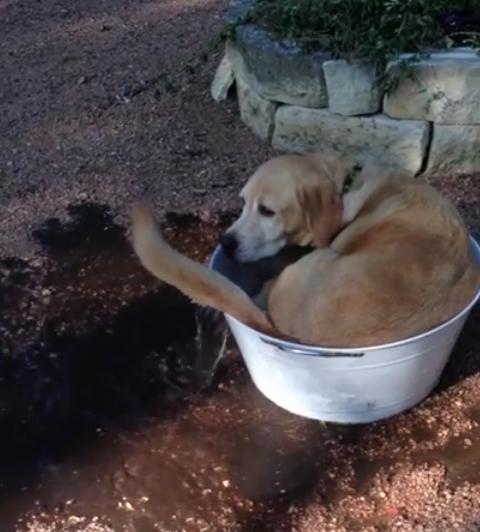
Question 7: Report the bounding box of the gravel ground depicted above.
[0,0,272,257]
[1,1,480,531]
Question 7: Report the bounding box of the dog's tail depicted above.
[131,202,275,334]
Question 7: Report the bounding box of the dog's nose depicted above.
[219,232,238,257]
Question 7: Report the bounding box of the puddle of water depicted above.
[0,203,232,527]
[1,202,323,531]
[230,424,322,502]
[352,457,394,496]
[194,306,229,388]
[437,304,480,390]
[410,410,480,488]
[440,429,480,486]
[2,201,480,531]
[31,203,125,257]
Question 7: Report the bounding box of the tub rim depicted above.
[213,236,480,356]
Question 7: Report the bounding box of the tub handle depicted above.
[260,337,365,358]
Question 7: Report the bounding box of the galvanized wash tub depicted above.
[210,238,480,424]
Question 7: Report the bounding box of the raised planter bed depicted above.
[211,0,480,176]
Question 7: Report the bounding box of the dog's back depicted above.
[267,179,479,346]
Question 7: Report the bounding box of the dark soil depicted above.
[1,1,480,531]
[0,198,479,532]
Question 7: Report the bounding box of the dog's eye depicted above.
[258,204,275,217]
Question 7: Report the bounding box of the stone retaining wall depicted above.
[211,3,480,177]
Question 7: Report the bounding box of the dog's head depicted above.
[220,152,354,262]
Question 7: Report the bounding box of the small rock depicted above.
[211,52,235,102]
[236,76,277,142]
[112,470,126,490]
[385,504,399,518]
[67,516,86,525]
[123,461,141,477]
[117,499,135,512]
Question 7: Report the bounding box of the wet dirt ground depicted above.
[1,0,480,530]
[0,200,479,532]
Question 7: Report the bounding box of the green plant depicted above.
[230,0,480,71]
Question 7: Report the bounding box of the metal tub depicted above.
[210,238,480,424]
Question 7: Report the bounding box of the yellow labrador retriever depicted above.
[131,153,479,347]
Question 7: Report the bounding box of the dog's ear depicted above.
[298,178,343,247]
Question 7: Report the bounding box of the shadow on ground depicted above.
[0,201,479,531]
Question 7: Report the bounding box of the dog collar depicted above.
[342,164,363,195]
